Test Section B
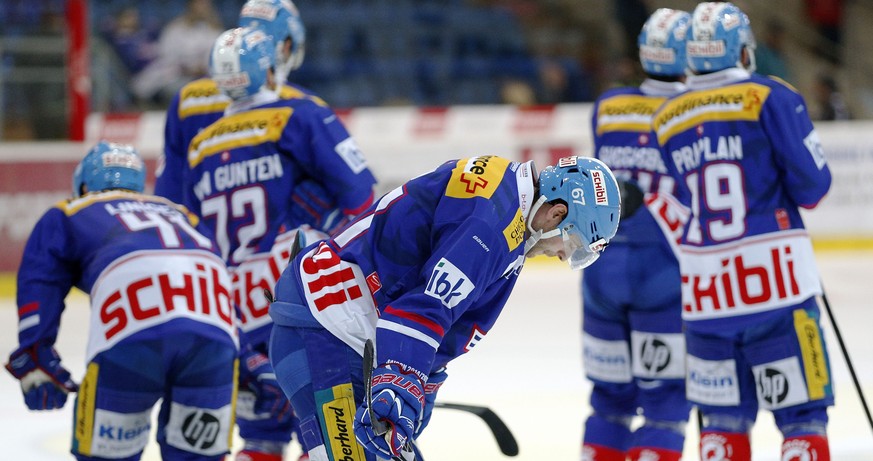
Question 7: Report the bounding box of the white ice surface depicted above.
[2,251,872,460]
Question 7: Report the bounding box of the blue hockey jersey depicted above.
[185,90,377,343]
[591,79,684,244]
[155,78,328,204]
[652,68,832,328]
[13,191,236,362]
[271,156,535,378]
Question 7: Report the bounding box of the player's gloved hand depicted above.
[5,343,78,410]
[239,348,293,423]
[355,363,425,460]
[415,367,447,438]
[288,179,345,234]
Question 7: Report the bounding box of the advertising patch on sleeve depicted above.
[445,156,509,199]
[502,208,525,251]
[425,258,475,309]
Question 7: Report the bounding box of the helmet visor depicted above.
[563,233,608,271]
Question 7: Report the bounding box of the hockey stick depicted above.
[819,286,873,436]
[433,402,519,456]
[363,340,519,457]
[363,339,415,460]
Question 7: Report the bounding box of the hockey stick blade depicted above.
[434,402,519,456]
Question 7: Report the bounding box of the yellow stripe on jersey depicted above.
[278,85,328,107]
[178,79,230,119]
[654,83,771,145]
[188,107,294,168]
[794,309,830,400]
[74,362,99,456]
[445,156,509,200]
[595,94,666,135]
[61,191,195,220]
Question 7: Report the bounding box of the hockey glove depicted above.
[239,348,293,423]
[415,367,448,438]
[355,364,425,460]
[5,343,78,410]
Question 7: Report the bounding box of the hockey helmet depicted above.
[534,156,621,270]
[638,8,691,77]
[238,0,305,83]
[687,2,756,74]
[210,27,276,100]
[72,141,145,198]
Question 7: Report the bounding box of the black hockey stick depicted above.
[433,402,519,456]
[819,286,873,436]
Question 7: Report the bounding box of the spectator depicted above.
[812,74,851,121]
[99,6,160,77]
[131,0,224,107]
[536,57,594,103]
[755,19,791,81]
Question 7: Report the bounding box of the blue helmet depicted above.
[638,8,691,77]
[536,156,621,270]
[210,27,276,100]
[72,141,146,198]
[238,0,305,83]
[687,2,756,74]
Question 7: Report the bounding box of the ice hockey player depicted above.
[192,24,378,461]
[652,3,834,460]
[157,0,347,235]
[6,141,238,460]
[267,154,621,460]
[580,8,692,461]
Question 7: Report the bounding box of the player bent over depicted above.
[653,3,835,460]
[580,9,692,461]
[6,142,238,460]
[267,155,621,460]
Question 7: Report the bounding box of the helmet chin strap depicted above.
[523,195,563,255]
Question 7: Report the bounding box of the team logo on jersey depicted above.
[366,272,382,295]
[425,258,475,309]
[446,156,508,199]
[502,208,525,251]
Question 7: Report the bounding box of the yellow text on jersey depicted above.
[653,83,772,145]
[188,107,293,168]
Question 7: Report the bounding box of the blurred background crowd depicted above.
[0,0,866,140]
